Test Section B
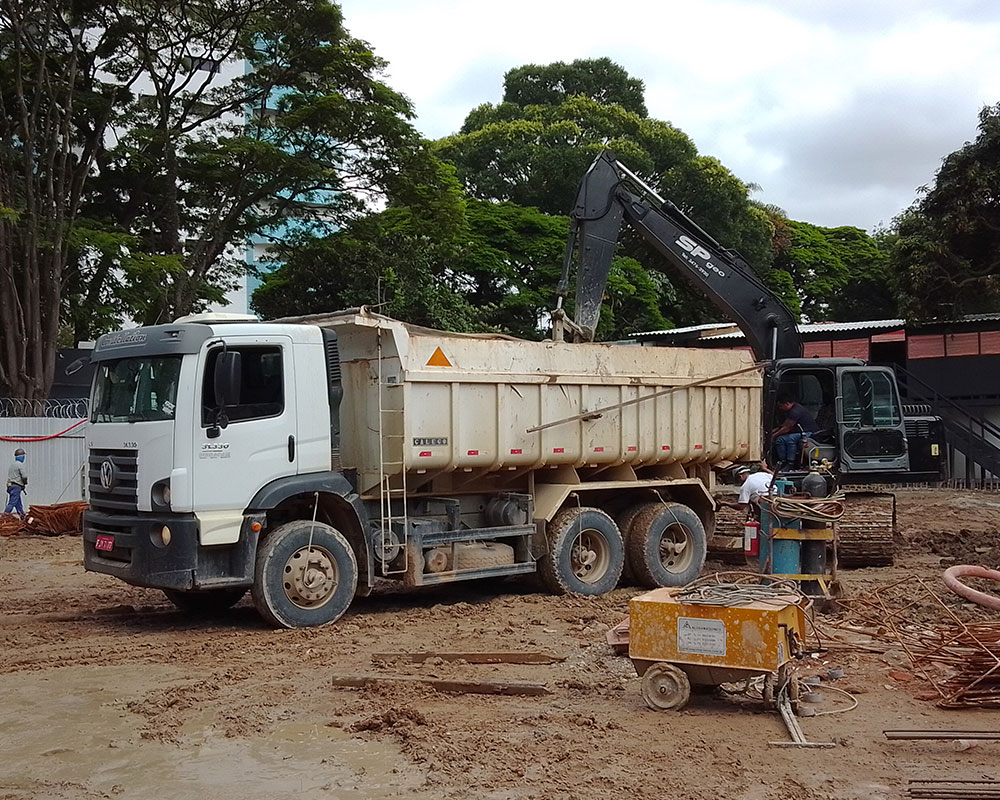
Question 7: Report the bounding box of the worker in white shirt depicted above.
[722,461,775,518]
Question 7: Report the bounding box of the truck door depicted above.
[835,366,909,474]
[192,337,297,543]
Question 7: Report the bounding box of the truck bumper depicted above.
[83,509,257,591]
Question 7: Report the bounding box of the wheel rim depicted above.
[641,664,689,711]
[570,527,611,584]
[659,522,695,574]
[283,545,339,609]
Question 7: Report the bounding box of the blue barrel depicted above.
[759,479,801,575]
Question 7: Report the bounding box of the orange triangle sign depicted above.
[426,347,452,367]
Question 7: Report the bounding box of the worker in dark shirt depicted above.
[772,394,819,469]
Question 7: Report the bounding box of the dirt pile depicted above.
[904,527,1000,566]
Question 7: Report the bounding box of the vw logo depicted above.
[99,459,116,491]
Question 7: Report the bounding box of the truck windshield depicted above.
[91,356,183,422]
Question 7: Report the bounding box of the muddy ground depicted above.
[1,488,998,800]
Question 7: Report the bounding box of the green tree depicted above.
[888,103,1000,319]
[502,57,647,117]
[771,219,894,321]
[0,0,140,398]
[435,58,775,333]
[82,0,462,326]
[253,199,667,339]
[252,207,481,331]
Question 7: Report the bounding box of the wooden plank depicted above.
[372,651,565,665]
[331,674,552,696]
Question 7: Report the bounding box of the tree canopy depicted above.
[253,197,669,340]
[1,0,460,397]
[887,103,1000,320]
[771,219,895,322]
[431,58,776,334]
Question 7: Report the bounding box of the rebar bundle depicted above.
[821,577,1000,708]
[0,501,87,536]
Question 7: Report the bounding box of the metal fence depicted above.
[0,397,90,419]
[0,400,89,507]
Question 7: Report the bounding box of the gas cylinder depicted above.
[802,469,827,498]
[743,519,760,558]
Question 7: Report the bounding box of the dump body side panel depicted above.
[325,314,762,495]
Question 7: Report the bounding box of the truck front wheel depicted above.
[252,520,358,628]
[539,507,624,596]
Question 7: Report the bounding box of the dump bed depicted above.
[320,312,761,495]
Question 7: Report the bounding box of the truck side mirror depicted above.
[210,351,241,434]
[214,351,242,409]
[65,357,87,376]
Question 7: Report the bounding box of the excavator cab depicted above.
[767,360,909,477]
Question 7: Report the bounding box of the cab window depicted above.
[202,346,284,425]
[840,370,901,427]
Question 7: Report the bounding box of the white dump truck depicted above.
[82,309,761,627]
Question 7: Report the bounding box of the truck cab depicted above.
[84,319,334,600]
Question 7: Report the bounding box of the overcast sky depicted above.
[337,0,1000,232]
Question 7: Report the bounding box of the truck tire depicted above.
[453,542,516,570]
[628,502,706,588]
[163,587,247,614]
[615,504,651,586]
[538,507,624,596]
[252,520,358,628]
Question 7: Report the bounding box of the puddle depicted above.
[0,665,429,799]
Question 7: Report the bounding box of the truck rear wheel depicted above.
[538,507,624,596]
[628,502,706,588]
[615,504,650,586]
[163,587,247,614]
[252,520,358,628]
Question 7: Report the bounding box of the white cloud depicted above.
[339,0,1000,231]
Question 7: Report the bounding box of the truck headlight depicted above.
[150,525,172,548]
[151,479,171,511]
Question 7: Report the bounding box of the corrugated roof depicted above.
[635,319,905,341]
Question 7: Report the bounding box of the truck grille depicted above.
[88,448,139,512]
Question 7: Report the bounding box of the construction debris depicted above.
[331,674,552,696]
[821,576,1000,708]
[372,651,564,665]
[0,502,87,537]
[768,683,835,748]
[884,730,1000,740]
[905,780,1000,800]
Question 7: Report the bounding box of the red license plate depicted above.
[95,534,114,552]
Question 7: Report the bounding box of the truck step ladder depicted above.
[377,328,409,575]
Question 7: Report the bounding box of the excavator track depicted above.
[836,490,897,567]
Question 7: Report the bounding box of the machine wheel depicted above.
[628,502,707,588]
[789,674,801,716]
[615,503,652,586]
[252,519,358,628]
[640,662,692,711]
[538,507,624,596]
[163,587,247,614]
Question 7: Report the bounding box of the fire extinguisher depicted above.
[744,519,760,558]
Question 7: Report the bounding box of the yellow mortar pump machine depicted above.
[629,577,812,712]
